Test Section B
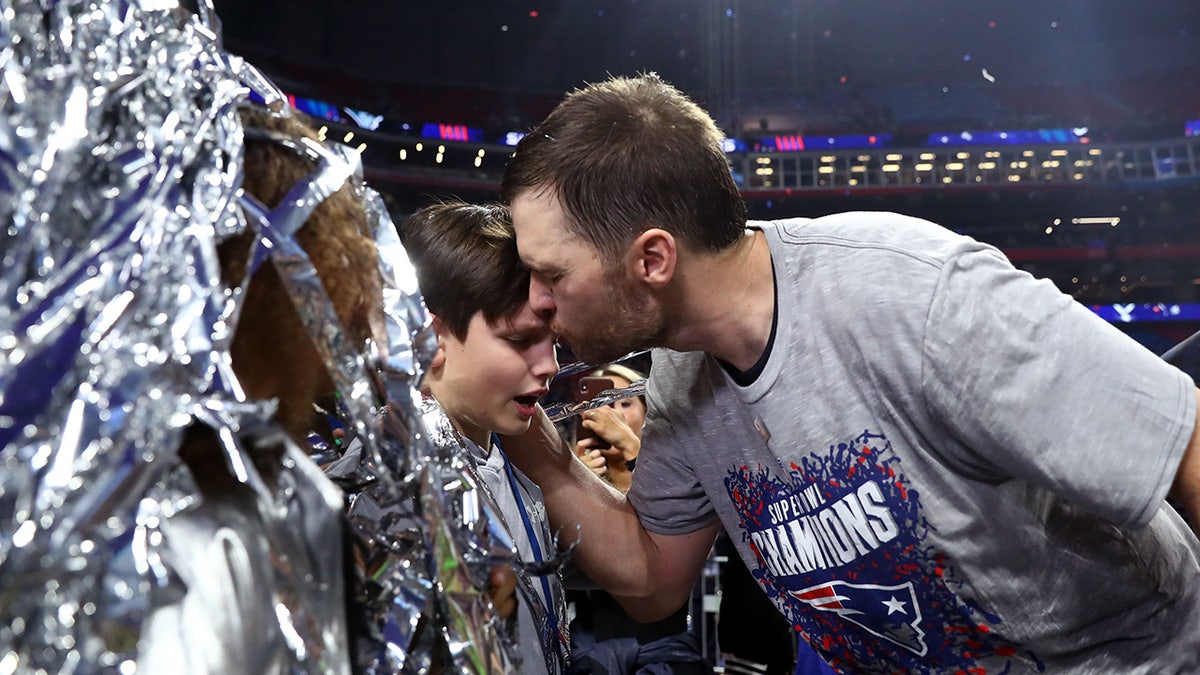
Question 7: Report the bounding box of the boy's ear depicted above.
[629,228,676,289]
[429,314,447,370]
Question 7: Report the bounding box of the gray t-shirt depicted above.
[628,212,1200,673]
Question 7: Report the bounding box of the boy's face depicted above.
[430,303,559,448]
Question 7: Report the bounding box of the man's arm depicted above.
[1169,388,1200,538]
[502,408,719,622]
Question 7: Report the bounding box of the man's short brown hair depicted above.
[400,201,529,341]
[500,72,746,265]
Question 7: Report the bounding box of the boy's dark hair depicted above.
[401,201,529,341]
[500,72,747,267]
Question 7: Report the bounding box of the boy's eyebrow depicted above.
[502,313,552,334]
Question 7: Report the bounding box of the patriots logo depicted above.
[790,580,928,656]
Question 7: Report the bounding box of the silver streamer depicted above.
[544,379,648,423]
[268,121,521,675]
[420,399,577,675]
[1,0,528,673]
[554,350,649,379]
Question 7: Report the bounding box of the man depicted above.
[498,73,1200,673]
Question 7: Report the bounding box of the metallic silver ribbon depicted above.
[1,1,526,672]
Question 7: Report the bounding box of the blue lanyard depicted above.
[493,434,560,643]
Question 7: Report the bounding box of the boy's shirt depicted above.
[423,399,570,675]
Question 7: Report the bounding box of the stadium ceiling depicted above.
[214,0,1200,95]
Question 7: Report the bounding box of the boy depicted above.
[401,201,568,675]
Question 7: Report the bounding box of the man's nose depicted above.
[529,274,556,319]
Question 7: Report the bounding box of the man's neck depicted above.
[666,229,775,372]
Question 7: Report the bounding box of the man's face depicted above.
[510,188,665,365]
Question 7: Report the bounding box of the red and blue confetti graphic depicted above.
[724,430,1043,674]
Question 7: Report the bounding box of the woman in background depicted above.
[569,363,710,674]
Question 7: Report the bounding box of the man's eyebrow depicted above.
[525,259,562,275]
[516,249,542,269]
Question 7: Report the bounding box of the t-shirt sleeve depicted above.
[921,245,1196,529]
[626,365,720,535]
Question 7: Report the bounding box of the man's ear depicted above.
[629,228,676,289]
[429,315,447,370]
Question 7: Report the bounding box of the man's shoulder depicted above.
[754,211,988,270]
[647,347,709,380]
[645,349,716,416]
[753,210,951,236]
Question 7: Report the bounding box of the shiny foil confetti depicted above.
[1,1,531,672]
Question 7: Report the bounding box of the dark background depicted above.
[212,1,1200,107]
[210,0,1200,371]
